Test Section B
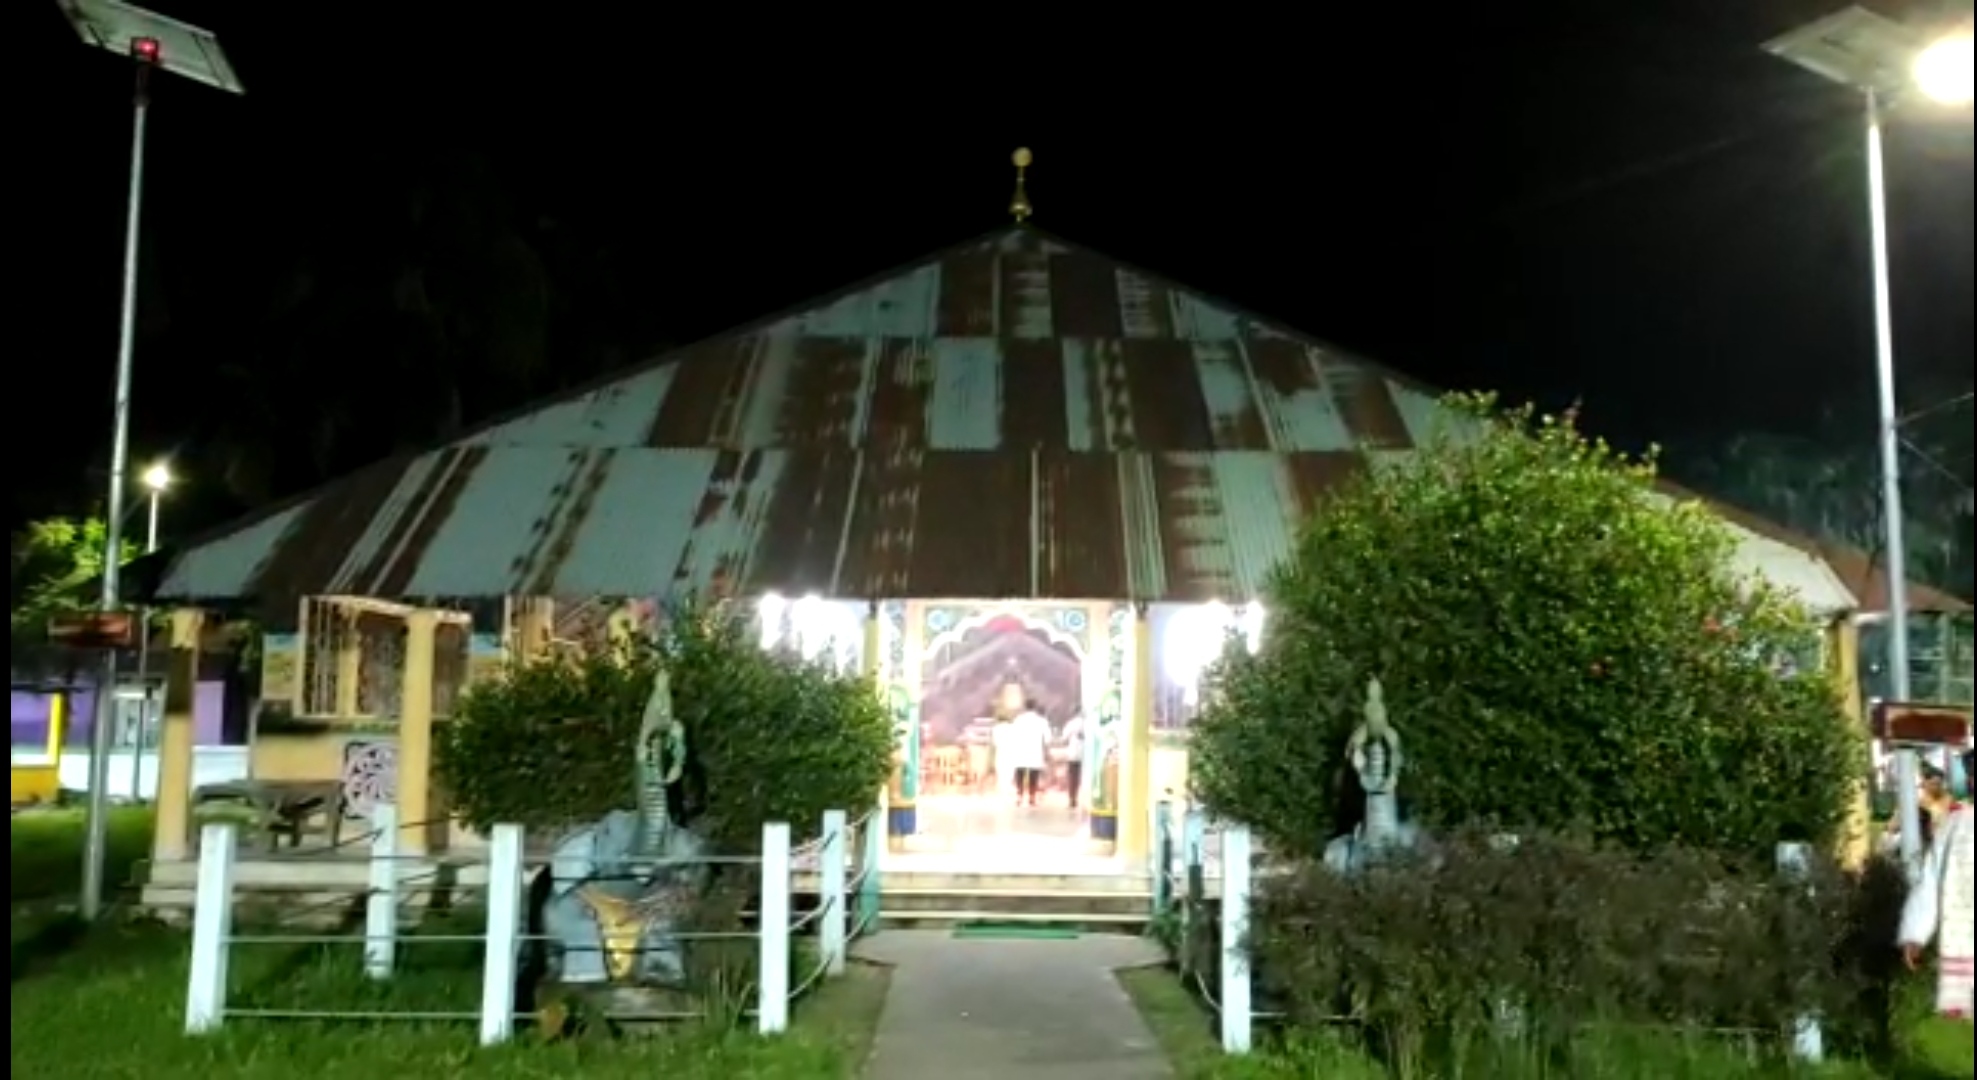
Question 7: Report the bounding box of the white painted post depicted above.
[820,809,848,976]
[1777,841,1824,1064]
[364,803,399,980]
[184,822,237,1034]
[478,823,525,1046]
[1219,824,1253,1054]
[759,821,792,1034]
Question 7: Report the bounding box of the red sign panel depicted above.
[46,611,137,650]
[1871,701,1974,747]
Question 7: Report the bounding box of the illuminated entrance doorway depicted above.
[902,602,1111,867]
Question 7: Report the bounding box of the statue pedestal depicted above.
[541,982,701,1038]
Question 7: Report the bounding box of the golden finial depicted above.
[1009,147,1034,223]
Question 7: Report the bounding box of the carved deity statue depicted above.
[538,667,709,986]
[1324,676,1423,873]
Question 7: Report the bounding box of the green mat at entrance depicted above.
[951,923,1082,940]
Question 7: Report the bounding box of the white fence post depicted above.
[478,823,525,1046]
[364,803,399,980]
[759,821,792,1034]
[1220,824,1253,1054]
[1777,841,1823,1064]
[820,809,848,976]
[185,822,238,1034]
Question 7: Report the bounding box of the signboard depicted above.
[260,632,302,709]
[1871,701,1974,747]
[46,611,136,650]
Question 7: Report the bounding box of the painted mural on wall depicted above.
[260,632,301,711]
[914,603,1093,803]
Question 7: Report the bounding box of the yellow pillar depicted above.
[512,597,552,662]
[397,609,438,855]
[1831,615,1872,868]
[152,609,205,863]
[45,691,66,760]
[335,608,363,717]
[1120,604,1155,861]
[864,602,886,812]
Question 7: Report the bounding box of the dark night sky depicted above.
[13,0,1973,543]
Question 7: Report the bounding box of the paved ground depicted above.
[854,930,1171,1079]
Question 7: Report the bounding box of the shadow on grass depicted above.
[10,911,88,983]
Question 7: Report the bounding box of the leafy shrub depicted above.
[1233,834,1904,1075]
[436,603,893,851]
[1190,397,1863,859]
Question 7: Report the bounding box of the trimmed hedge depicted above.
[436,603,892,851]
[1190,397,1863,859]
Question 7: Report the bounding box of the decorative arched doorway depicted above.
[899,602,1112,866]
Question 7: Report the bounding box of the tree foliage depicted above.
[9,517,136,640]
[1190,396,1863,858]
[436,604,893,852]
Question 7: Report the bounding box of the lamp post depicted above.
[128,461,172,803]
[1763,7,1975,870]
[56,0,243,920]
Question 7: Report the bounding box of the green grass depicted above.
[11,804,156,905]
[10,810,892,1078]
[1119,962,1976,1080]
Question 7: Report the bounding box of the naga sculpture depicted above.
[538,666,710,987]
[1323,677,1424,873]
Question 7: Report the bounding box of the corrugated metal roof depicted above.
[145,226,1879,612]
[160,445,1362,604]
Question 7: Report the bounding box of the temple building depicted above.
[128,157,1968,903]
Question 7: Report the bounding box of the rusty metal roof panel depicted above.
[150,225,1886,610]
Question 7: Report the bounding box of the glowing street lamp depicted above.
[1763,6,1975,871]
[56,0,243,921]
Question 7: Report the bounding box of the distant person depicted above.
[1005,700,1051,808]
[1060,712,1086,809]
[1886,762,1961,849]
[1900,747,1974,1021]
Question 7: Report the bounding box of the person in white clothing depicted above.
[1004,701,1052,807]
[1899,746,1975,1021]
[1060,713,1086,809]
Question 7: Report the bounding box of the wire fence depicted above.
[181,802,884,1045]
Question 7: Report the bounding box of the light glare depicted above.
[1914,34,1975,105]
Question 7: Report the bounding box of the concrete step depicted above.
[877,908,1149,932]
[878,871,1149,893]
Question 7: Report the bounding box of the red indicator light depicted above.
[131,37,160,62]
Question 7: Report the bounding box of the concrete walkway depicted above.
[854,930,1171,1080]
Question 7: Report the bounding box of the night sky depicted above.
[15,1,1973,560]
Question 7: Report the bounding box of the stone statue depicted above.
[538,666,709,987]
[1323,677,1423,873]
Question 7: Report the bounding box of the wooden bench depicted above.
[193,780,348,852]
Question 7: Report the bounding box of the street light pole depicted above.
[1861,85,1921,867]
[1762,6,1973,872]
[77,40,154,923]
[57,0,245,921]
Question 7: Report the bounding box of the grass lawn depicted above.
[1119,963,1976,1080]
[10,808,892,1079]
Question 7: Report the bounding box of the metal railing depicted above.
[182,802,884,1045]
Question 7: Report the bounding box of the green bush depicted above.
[1189,397,1863,858]
[435,603,893,851]
[1232,835,1906,1076]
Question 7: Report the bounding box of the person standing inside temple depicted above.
[1060,711,1086,810]
[1900,747,1975,1021]
[1006,700,1051,808]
